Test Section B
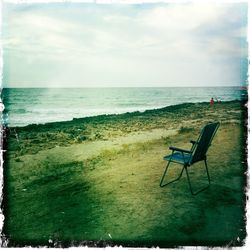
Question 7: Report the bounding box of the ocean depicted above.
[1,87,246,127]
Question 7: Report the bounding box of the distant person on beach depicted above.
[215,97,221,103]
[210,97,214,106]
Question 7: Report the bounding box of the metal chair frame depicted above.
[160,122,220,195]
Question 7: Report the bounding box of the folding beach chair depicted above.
[160,122,220,195]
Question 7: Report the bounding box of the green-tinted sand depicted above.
[2,101,247,247]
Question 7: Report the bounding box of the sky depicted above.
[1,1,248,88]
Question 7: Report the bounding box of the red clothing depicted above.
[210,98,214,105]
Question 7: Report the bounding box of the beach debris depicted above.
[95,133,100,139]
[0,102,4,112]
[15,157,22,162]
[108,233,112,239]
[178,126,194,134]
[22,189,27,191]
[77,135,87,141]
[13,129,20,144]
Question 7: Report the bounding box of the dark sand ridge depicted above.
[2,100,247,247]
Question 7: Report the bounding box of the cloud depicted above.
[2,2,248,87]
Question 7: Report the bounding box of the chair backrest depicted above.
[190,122,220,164]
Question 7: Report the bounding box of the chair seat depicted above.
[163,152,192,164]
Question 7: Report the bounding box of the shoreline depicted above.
[4,100,245,157]
[5,99,244,130]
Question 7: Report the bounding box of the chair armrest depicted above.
[169,146,192,154]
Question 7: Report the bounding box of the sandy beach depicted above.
[2,100,247,247]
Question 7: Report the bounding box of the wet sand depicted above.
[2,100,247,247]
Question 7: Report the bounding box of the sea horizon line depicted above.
[1,85,244,89]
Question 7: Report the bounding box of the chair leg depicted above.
[204,158,211,184]
[185,160,211,195]
[160,161,184,187]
